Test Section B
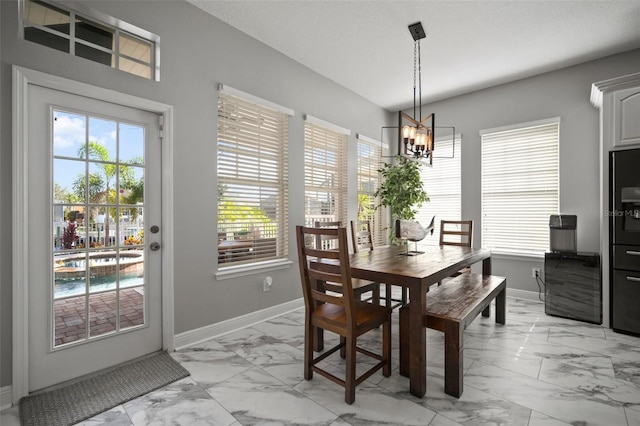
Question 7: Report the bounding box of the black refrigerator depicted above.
[610,148,640,336]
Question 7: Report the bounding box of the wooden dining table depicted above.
[315,244,492,398]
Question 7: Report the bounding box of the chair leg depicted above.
[340,336,346,358]
[385,284,392,308]
[401,287,408,305]
[372,284,381,306]
[383,317,391,377]
[345,335,357,404]
[304,321,314,380]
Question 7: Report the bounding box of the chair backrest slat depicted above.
[311,289,345,306]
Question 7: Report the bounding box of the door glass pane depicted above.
[53,205,85,251]
[119,122,145,164]
[54,159,85,204]
[120,207,144,248]
[119,166,144,205]
[120,287,144,330]
[88,250,118,293]
[54,296,86,347]
[89,292,117,337]
[54,251,87,298]
[119,247,144,285]
[53,111,86,158]
[88,161,115,205]
[88,117,117,161]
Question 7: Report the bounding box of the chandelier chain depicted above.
[418,40,422,124]
[413,40,419,117]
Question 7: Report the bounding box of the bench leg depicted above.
[496,286,506,324]
[398,305,410,377]
[444,320,463,398]
[481,259,492,319]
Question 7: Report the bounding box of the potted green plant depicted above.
[374,156,429,244]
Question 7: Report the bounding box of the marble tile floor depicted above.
[3,296,640,425]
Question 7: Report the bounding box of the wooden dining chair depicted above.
[295,225,392,404]
[350,220,406,308]
[439,220,473,284]
[315,221,380,306]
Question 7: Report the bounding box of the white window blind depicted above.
[304,120,348,228]
[217,91,289,266]
[357,135,388,246]
[415,137,462,248]
[481,119,559,255]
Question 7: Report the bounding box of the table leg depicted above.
[482,256,492,318]
[409,284,427,398]
[399,305,409,377]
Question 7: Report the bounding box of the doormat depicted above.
[19,351,190,426]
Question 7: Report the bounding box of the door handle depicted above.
[627,276,640,282]
[150,242,161,251]
[626,250,640,256]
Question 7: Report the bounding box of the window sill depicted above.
[490,250,545,262]
[215,258,293,280]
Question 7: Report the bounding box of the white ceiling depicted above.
[186,0,640,111]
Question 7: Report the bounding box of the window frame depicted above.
[216,86,293,273]
[20,0,160,81]
[480,118,560,256]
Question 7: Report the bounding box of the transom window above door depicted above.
[21,0,160,80]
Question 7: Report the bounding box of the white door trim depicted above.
[11,65,175,403]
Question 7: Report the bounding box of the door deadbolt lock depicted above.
[150,225,160,234]
[150,242,161,251]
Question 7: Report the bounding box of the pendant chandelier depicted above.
[399,22,435,165]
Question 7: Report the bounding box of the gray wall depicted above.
[420,49,640,296]
[0,0,390,388]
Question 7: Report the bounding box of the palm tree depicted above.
[73,141,136,245]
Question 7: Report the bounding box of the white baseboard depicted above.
[1,386,13,411]
[174,298,304,350]
[173,289,543,350]
[506,288,544,303]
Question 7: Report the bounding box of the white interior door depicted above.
[27,84,162,392]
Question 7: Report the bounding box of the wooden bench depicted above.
[399,273,506,397]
